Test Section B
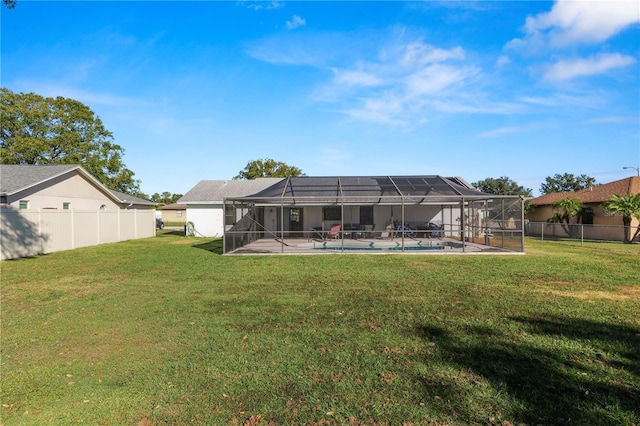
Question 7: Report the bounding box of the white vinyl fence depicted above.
[1,208,156,260]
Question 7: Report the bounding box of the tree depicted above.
[603,193,640,244]
[234,158,304,180]
[540,173,597,194]
[472,176,533,197]
[548,197,583,238]
[150,192,183,205]
[1,88,140,194]
[3,0,16,9]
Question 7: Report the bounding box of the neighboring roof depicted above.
[178,178,284,204]
[447,176,476,190]
[529,177,640,206]
[109,189,155,206]
[1,164,81,196]
[230,175,508,204]
[159,203,188,210]
[0,164,152,205]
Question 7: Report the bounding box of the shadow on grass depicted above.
[158,230,186,237]
[416,315,640,424]
[192,239,223,255]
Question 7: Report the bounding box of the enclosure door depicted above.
[255,207,265,237]
[289,208,303,236]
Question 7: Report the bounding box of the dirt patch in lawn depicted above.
[545,286,640,301]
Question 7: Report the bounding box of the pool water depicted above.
[299,241,463,251]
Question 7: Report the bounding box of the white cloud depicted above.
[478,126,523,138]
[250,31,530,126]
[544,53,636,81]
[496,55,511,68]
[8,80,142,107]
[344,96,406,126]
[405,64,473,96]
[509,0,640,50]
[239,1,283,11]
[246,32,358,67]
[286,15,306,30]
[585,115,629,124]
[401,42,465,66]
[332,68,383,87]
[520,91,607,110]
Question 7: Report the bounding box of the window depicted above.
[323,206,341,221]
[63,202,70,210]
[580,207,594,225]
[19,200,29,210]
[176,211,183,217]
[289,208,301,223]
[359,206,374,225]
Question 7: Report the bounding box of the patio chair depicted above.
[394,223,416,238]
[361,224,374,239]
[325,224,341,239]
[378,224,393,239]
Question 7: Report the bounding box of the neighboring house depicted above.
[0,164,154,210]
[158,203,188,225]
[527,176,640,241]
[0,164,156,260]
[178,179,283,237]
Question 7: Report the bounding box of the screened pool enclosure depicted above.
[223,176,524,254]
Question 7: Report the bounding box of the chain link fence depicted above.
[525,222,639,246]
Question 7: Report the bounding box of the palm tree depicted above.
[548,197,583,238]
[603,193,640,244]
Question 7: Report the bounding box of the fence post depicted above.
[71,209,75,250]
[581,224,584,247]
[541,222,544,241]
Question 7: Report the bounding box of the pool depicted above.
[298,240,464,251]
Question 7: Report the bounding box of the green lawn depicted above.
[1,235,638,425]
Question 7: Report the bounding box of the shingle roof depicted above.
[529,177,640,206]
[159,203,188,210]
[178,178,284,203]
[109,189,154,206]
[1,164,80,195]
[0,164,152,205]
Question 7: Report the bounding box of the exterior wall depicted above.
[526,205,554,223]
[161,209,186,224]
[186,205,223,237]
[261,205,447,236]
[526,202,639,242]
[527,202,638,227]
[1,207,156,260]
[263,207,280,234]
[6,173,120,211]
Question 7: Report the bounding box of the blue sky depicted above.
[2,1,639,196]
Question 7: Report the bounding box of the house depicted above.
[223,175,525,254]
[0,164,156,260]
[0,164,154,210]
[158,203,188,225]
[178,178,283,237]
[527,176,640,242]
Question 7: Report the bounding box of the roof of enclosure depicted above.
[227,175,517,205]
